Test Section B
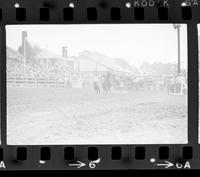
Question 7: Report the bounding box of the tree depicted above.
[18,42,42,65]
[140,61,177,76]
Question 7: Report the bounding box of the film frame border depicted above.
[0,0,199,170]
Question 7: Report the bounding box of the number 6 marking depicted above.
[89,158,101,169]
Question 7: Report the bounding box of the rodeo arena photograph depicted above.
[6,24,188,145]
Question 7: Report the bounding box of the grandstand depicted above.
[7,46,24,77]
[6,46,73,88]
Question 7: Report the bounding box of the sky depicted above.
[6,24,187,68]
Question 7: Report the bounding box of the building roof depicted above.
[79,50,134,73]
[7,46,23,61]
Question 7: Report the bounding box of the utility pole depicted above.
[173,24,181,75]
[23,38,27,76]
[22,31,27,76]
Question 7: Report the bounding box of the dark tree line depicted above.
[18,41,42,66]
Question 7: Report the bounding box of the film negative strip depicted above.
[0,0,200,170]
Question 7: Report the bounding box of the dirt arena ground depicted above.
[7,87,187,145]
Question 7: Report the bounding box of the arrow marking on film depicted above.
[156,161,174,169]
[69,161,86,168]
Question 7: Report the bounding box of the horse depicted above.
[93,81,100,94]
[101,80,111,93]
